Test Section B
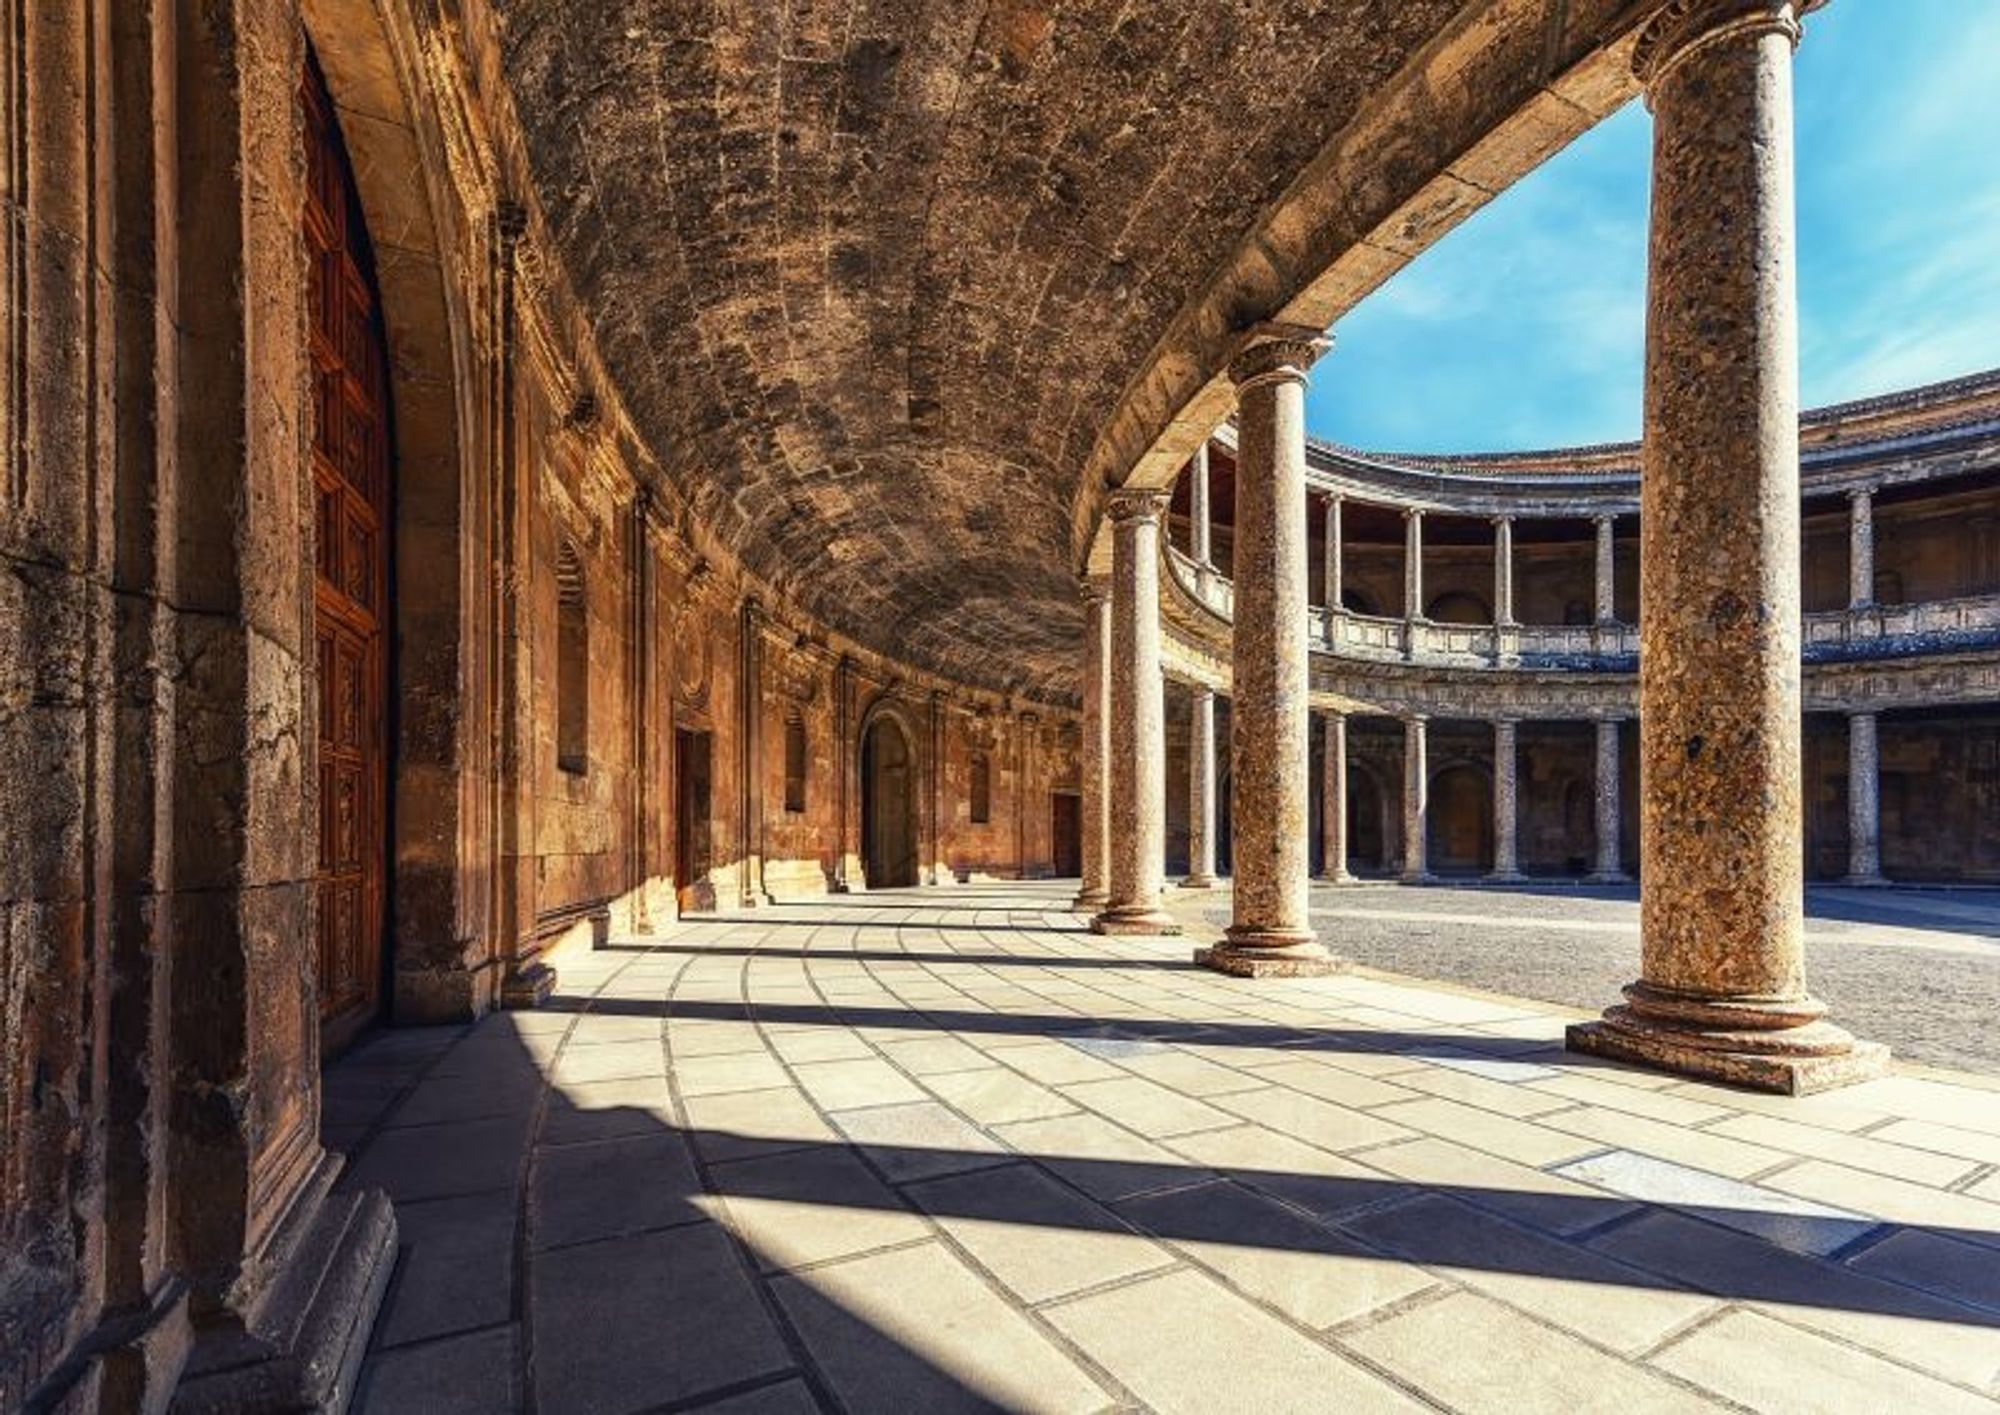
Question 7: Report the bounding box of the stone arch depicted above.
[857,698,924,890]
[1426,590,1492,626]
[303,0,488,1020]
[1341,587,1381,617]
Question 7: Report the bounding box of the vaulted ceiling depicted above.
[491,0,1652,697]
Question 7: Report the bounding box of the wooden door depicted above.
[1051,793,1081,877]
[305,57,391,1055]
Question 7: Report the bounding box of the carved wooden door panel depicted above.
[304,58,390,1055]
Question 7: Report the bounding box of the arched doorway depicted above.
[861,713,919,888]
[1429,764,1493,875]
[304,51,393,1056]
[1347,763,1388,873]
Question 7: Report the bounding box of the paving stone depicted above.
[771,1029,877,1064]
[550,1041,667,1086]
[1215,1086,1417,1154]
[356,1323,518,1415]
[1553,1150,1876,1256]
[990,1113,1207,1202]
[1652,1308,1997,1414]
[540,1075,677,1145]
[1536,1104,1775,1181]
[904,1163,1172,1304]
[675,1053,795,1098]
[1111,1048,1269,1096]
[532,1224,794,1415]
[1848,1227,2000,1314]
[1871,1117,2000,1167]
[1043,1268,1426,1413]
[344,1116,532,1203]
[374,1190,517,1348]
[708,1145,931,1271]
[1162,1125,1407,1218]
[772,1241,1109,1413]
[680,1378,824,1414]
[1707,1111,1980,1187]
[876,1036,992,1076]
[1249,1058,1419,1109]
[791,1057,928,1111]
[1059,1075,1238,1138]
[1362,1137,1633,1236]
[990,1040,1129,1086]
[670,1021,772,1057]
[828,1101,1009,1182]
[682,1087,839,1163]
[1117,1179,1436,1328]
[1370,1096,1603,1168]
[1343,1290,1717,1414]
[532,1130,704,1250]
[923,1068,1081,1125]
[1758,1158,2000,1241]
[1524,1071,1734,1126]
[1344,1194,1716,1354]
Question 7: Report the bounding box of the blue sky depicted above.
[1306,0,2000,452]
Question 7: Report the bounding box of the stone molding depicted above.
[1225,321,1333,391]
[1104,487,1173,526]
[1632,1,1807,93]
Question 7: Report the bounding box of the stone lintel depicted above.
[1567,1018,1890,1095]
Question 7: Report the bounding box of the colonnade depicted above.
[1078,0,1884,1092]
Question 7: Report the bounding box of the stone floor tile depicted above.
[1117,1179,1436,1329]
[791,1057,928,1111]
[1707,1111,1980,1187]
[876,1035,991,1076]
[707,1145,931,1270]
[1250,1058,1419,1109]
[1760,1158,2000,1239]
[679,1378,824,1413]
[923,1067,1080,1125]
[828,1101,1009,1182]
[1656,1080,1885,1131]
[550,1040,666,1086]
[1537,1104,1775,1181]
[1370,1096,1602,1168]
[1652,1308,1996,1414]
[989,1113,1205,1202]
[531,1223,794,1415]
[682,1087,839,1163]
[990,1039,1128,1086]
[1554,1150,1876,1256]
[668,1021,772,1057]
[1110,1048,1268,1096]
[1837,1077,2000,1136]
[1525,1071,1735,1126]
[563,1013,666,1045]
[373,1190,516,1348]
[344,1116,531,1203]
[1588,1209,2000,1390]
[1344,1193,1716,1355]
[532,1130,704,1249]
[675,1052,795,1098]
[1043,1268,1426,1413]
[356,1323,518,1415]
[771,1029,876,1064]
[387,1069,543,1129]
[1387,1064,1579,1119]
[1059,1075,1238,1138]
[1848,1227,2000,1313]
[1214,1086,1417,1154]
[1162,1125,1408,1218]
[1343,1290,1719,1414]
[540,1074,676,1146]
[904,1162,1172,1303]
[1872,1117,2000,1167]
[772,1241,1110,1413]
[1362,1137,1634,1236]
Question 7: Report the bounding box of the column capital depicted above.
[1633,0,1816,95]
[1491,512,1514,527]
[1846,483,1877,504]
[1105,487,1172,526]
[1226,321,1332,390]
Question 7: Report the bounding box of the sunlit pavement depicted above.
[328,883,2000,1414]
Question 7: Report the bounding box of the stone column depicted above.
[1568,0,1887,1093]
[1320,711,1354,883]
[1846,711,1885,884]
[1490,719,1523,881]
[1073,581,1112,908]
[1093,491,1179,935]
[1589,718,1629,883]
[1401,714,1431,883]
[1190,443,1213,567]
[1848,487,1875,609]
[1493,516,1516,626]
[1184,686,1218,888]
[1201,324,1338,976]
[1404,508,1425,624]
[1594,514,1617,624]
[1325,495,1344,612]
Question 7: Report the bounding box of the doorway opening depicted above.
[1051,792,1082,878]
[861,714,919,888]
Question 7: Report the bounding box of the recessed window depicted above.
[969,752,991,824]
[556,539,588,775]
[784,711,807,813]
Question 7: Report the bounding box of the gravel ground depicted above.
[1203,882,2000,1075]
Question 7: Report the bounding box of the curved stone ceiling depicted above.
[491,0,1650,697]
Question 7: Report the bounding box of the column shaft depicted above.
[1846,711,1883,884]
[1074,584,1111,907]
[1404,509,1425,623]
[1491,719,1521,880]
[1185,686,1217,888]
[1594,515,1617,624]
[1494,516,1516,626]
[1568,0,1886,1092]
[1093,493,1178,935]
[1401,716,1429,883]
[1590,718,1627,882]
[1202,326,1337,976]
[1190,443,1213,567]
[1320,712,1352,883]
[1848,488,1874,609]
[1325,496,1344,612]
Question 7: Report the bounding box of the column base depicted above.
[171,1158,396,1414]
[1197,933,1342,979]
[1315,870,1356,886]
[1091,906,1181,937]
[1072,887,1109,910]
[500,959,557,1010]
[1180,874,1216,890]
[1567,989,1891,1096]
[1399,872,1434,885]
[1586,870,1632,885]
[1841,873,1889,888]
